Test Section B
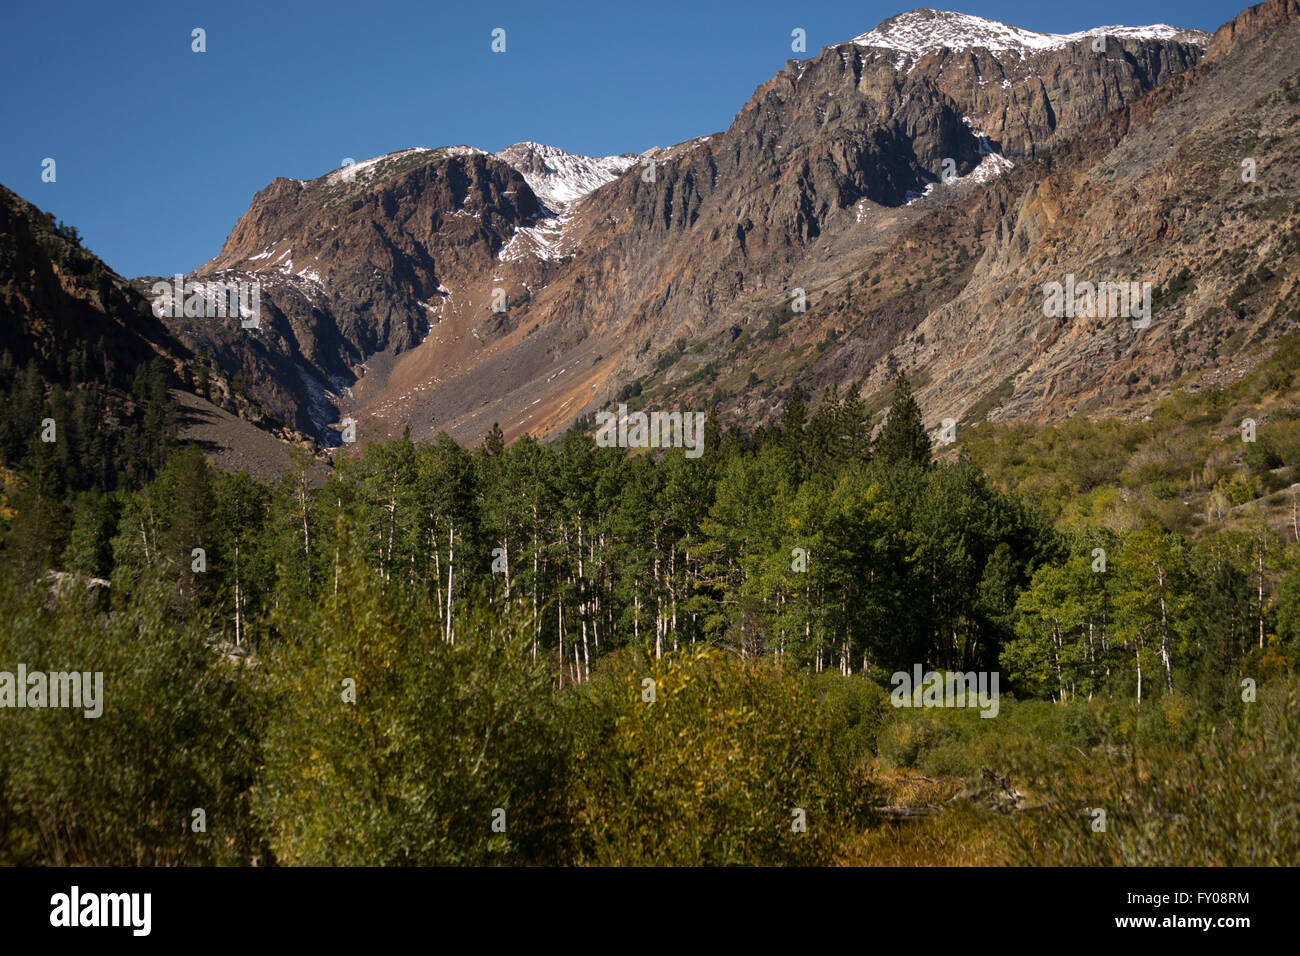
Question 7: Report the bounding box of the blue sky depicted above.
[1,0,1245,278]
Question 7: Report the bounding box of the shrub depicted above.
[567,646,876,865]
[255,564,572,865]
[1147,479,1181,501]
[810,671,891,764]
[1006,678,1300,864]
[1246,437,1284,473]
[0,574,262,865]
[877,712,951,769]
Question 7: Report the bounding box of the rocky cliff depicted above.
[148,5,1300,452]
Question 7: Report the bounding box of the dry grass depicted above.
[835,765,1017,866]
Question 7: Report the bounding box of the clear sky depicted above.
[0,0,1247,279]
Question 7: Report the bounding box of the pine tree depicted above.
[873,374,930,468]
[482,422,505,458]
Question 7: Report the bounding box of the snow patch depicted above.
[498,212,570,262]
[494,141,638,211]
[853,9,1209,69]
[492,142,638,263]
[905,120,1015,205]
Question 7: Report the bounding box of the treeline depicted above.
[3,375,1298,701]
[1,377,1048,683]
[2,374,1299,865]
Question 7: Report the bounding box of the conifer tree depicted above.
[873,374,930,468]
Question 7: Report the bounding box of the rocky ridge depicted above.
[140,5,1294,453]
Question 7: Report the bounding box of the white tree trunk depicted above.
[445,523,455,645]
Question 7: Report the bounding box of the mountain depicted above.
[849,9,1208,159]
[143,143,638,443]
[0,185,182,386]
[128,3,1296,451]
[0,184,322,485]
[853,0,1300,426]
[853,10,1207,63]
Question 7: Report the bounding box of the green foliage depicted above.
[2,330,1299,865]
[0,353,178,496]
[1246,435,1284,473]
[809,671,892,765]
[877,713,950,769]
[1007,678,1300,865]
[965,335,1300,532]
[566,646,876,865]
[873,374,930,468]
[255,561,571,865]
[0,573,261,865]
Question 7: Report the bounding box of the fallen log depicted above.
[878,805,942,821]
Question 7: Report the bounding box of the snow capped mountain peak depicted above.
[852,8,1209,63]
[494,142,638,210]
[303,142,634,210]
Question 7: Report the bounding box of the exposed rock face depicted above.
[157,6,1298,451]
[160,147,556,439]
[873,0,1300,428]
[1205,0,1300,62]
[0,185,181,384]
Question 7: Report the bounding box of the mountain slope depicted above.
[137,6,1300,453]
[0,185,182,386]
[0,185,320,483]
[575,0,1297,436]
[880,0,1300,428]
[162,143,641,443]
